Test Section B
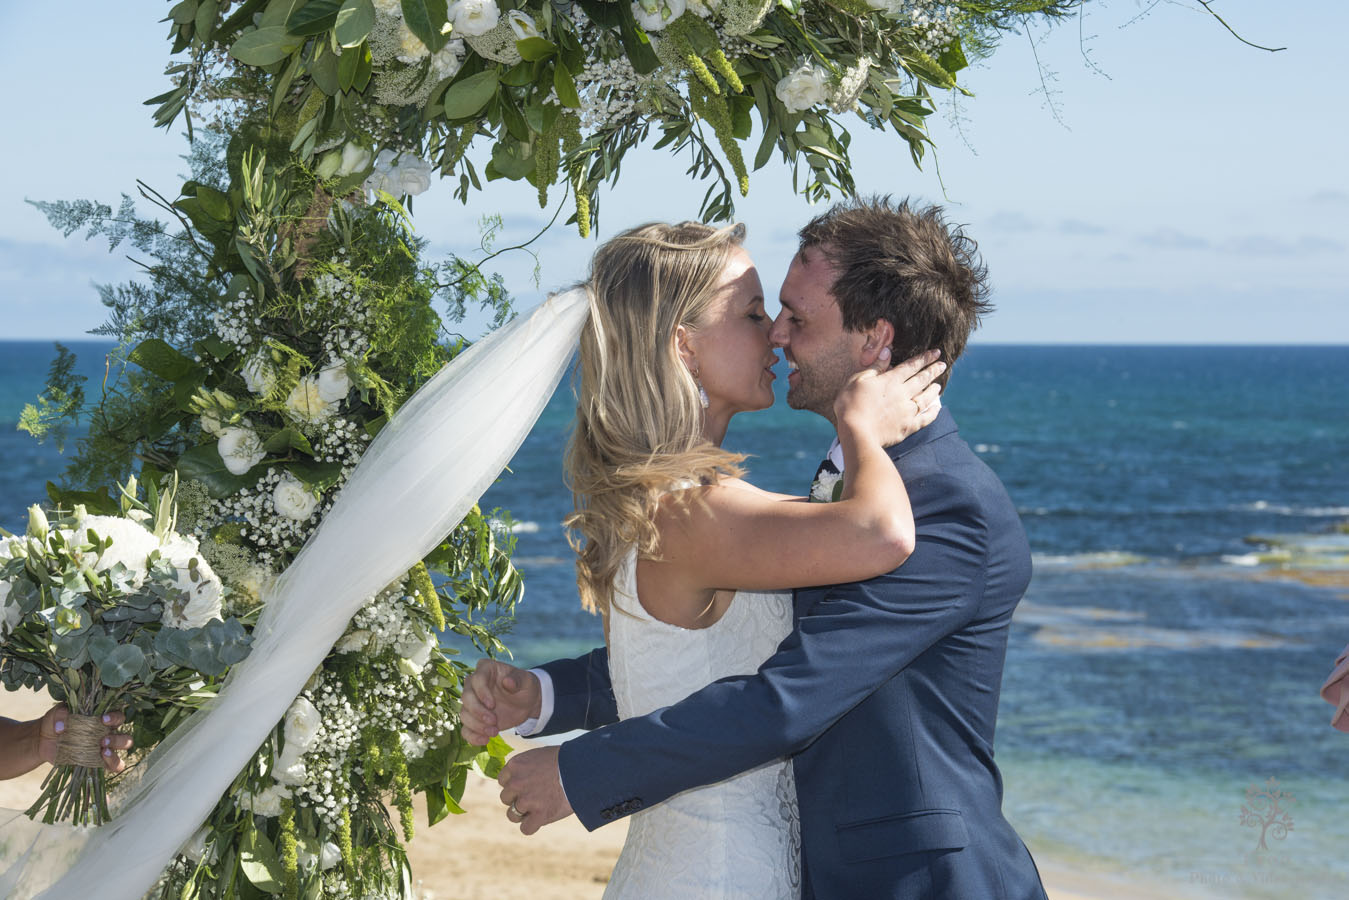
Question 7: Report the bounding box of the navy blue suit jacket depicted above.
[537,408,1046,899]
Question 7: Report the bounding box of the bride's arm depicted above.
[653,353,943,593]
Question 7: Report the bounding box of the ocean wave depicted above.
[1019,502,1349,518]
[1032,551,1149,569]
[1234,501,1349,517]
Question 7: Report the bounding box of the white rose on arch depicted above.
[285,375,338,424]
[272,473,319,521]
[632,0,687,31]
[449,0,501,37]
[317,360,351,404]
[337,142,374,177]
[430,39,466,81]
[217,425,266,476]
[393,156,434,196]
[775,62,831,113]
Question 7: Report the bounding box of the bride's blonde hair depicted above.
[565,221,748,618]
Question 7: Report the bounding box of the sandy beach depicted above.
[0,687,1194,899]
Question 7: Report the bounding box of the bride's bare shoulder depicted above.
[673,477,803,503]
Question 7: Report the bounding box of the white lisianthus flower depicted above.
[449,0,501,37]
[506,9,540,39]
[272,474,319,521]
[430,39,466,81]
[0,584,20,638]
[810,470,843,503]
[26,505,49,540]
[245,783,291,818]
[180,827,211,863]
[632,0,686,31]
[336,629,372,653]
[285,375,337,424]
[317,360,351,404]
[217,425,266,476]
[400,731,429,760]
[775,62,830,112]
[395,21,430,63]
[397,629,437,672]
[76,515,160,587]
[337,142,374,176]
[241,354,276,396]
[394,156,434,196]
[319,841,343,871]
[200,410,226,436]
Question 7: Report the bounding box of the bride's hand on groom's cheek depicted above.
[461,659,541,746]
[499,746,572,835]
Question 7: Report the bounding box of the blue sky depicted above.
[1,1,1344,343]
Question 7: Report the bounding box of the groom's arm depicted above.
[545,474,991,830]
[531,647,618,736]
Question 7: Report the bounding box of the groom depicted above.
[464,197,1047,899]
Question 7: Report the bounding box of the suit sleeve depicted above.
[534,646,619,736]
[557,474,988,830]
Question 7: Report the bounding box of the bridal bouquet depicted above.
[0,477,251,825]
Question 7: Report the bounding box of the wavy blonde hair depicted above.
[565,221,748,618]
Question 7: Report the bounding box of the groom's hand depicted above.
[460,659,541,745]
[498,746,573,834]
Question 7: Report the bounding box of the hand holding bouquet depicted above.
[0,477,251,824]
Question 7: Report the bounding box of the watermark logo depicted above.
[1186,776,1303,889]
[1239,777,1295,860]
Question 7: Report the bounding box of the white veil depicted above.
[0,287,589,899]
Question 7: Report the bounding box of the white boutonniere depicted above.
[810,470,843,502]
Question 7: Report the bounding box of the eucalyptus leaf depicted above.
[98,643,146,688]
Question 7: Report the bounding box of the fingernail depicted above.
[879,347,891,361]
[53,721,65,734]
[103,748,112,758]
[936,362,947,372]
[102,714,112,724]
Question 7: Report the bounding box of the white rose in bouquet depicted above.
[272,474,319,521]
[776,63,830,112]
[337,142,374,177]
[507,9,540,39]
[810,470,843,502]
[159,541,224,630]
[241,354,276,396]
[0,584,19,638]
[632,0,686,31]
[285,375,337,424]
[218,425,266,476]
[449,0,500,37]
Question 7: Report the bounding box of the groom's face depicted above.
[771,245,866,424]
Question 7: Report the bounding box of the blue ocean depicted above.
[3,340,1346,898]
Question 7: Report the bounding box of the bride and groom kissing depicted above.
[461,196,1047,900]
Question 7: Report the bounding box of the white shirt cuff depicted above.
[512,668,555,737]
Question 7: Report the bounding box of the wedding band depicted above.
[509,802,522,817]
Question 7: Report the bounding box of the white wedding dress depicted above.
[603,546,802,900]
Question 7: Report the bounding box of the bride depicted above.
[462,221,943,898]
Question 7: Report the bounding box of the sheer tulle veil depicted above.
[0,287,589,899]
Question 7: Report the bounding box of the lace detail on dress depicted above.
[603,548,800,899]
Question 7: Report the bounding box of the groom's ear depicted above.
[858,319,896,367]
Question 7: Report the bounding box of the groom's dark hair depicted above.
[797,196,991,388]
